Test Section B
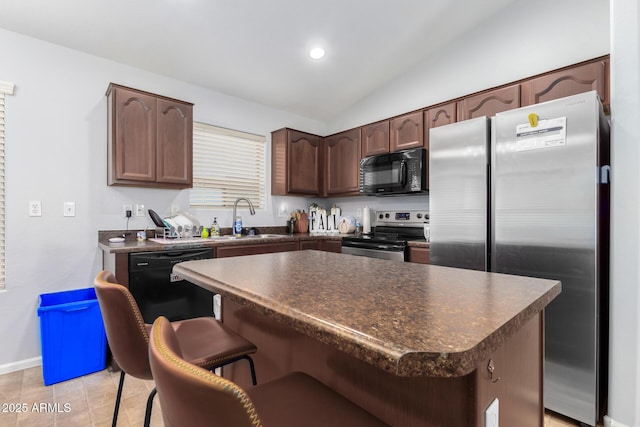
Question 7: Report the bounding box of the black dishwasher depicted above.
[129,248,213,323]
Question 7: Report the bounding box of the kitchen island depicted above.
[174,250,560,426]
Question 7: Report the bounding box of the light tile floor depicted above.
[0,366,596,426]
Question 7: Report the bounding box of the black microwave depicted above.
[359,148,427,195]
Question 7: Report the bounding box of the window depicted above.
[190,122,266,209]
[0,81,14,290]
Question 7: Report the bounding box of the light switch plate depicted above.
[64,202,76,217]
[135,204,145,217]
[484,398,499,427]
[29,200,42,217]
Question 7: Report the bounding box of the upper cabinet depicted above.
[457,84,521,120]
[269,56,609,199]
[521,58,609,108]
[324,128,361,196]
[271,128,322,196]
[107,84,193,188]
[424,102,456,147]
[390,111,424,151]
[361,121,390,157]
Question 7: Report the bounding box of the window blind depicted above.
[190,122,266,209]
[0,81,15,290]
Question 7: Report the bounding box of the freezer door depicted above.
[492,91,606,426]
[429,117,490,271]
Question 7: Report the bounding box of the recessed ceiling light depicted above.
[309,47,325,60]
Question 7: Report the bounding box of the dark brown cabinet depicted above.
[271,128,323,196]
[299,240,320,250]
[269,56,608,199]
[324,128,361,196]
[457,84,521,120]
[408,247,430,264]
[390,111,424,152]
[320,240,342,253]
[361,121,390,157]
[107,84,193,188]
[424,102,456,145]
[521,58,609,107]
[216,241,298,258]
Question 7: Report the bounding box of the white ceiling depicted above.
[0,0,518,121]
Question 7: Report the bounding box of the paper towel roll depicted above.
[362,207,371,234]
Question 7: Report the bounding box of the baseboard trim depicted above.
[604,415,633,427]
[0,357,42,375]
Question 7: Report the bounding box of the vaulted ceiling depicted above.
[0,0,518,121]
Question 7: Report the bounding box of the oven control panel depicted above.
[375,210,429,227]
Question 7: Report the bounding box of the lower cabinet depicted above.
[216,242,298,258]
[408,247,430,264]
[216,238,343,258]
[320,240,342,253]
[299,240,320,250]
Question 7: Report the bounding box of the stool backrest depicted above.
[149,315,262,427]
[94,270,152,380]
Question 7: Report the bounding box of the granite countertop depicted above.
[98,230,344,254]
[174,250,559,378]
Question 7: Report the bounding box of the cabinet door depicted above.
[457,84,521,120]
[299,240,320,250]
[390,111,424,151]
[271,128,287,195]
[408,247,430,264]
[361,121,390,157]
[325,128,361,196]
[424,102,456,146]
[216,242,298,258]
[288,130,322,195]
[423,102,456,190]
[156,98,193,185]
[320,240,342,253]
[111,87,157,183]
[521,59,608,107]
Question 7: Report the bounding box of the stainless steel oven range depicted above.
[341,210,428,262]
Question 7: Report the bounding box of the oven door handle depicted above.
[341,241,405,251]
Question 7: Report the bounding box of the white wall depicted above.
[326,0,610,133]
[0,27,323,370]
[607,0,640,425]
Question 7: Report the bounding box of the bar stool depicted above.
[149,315,389,427]
[94,270,257,427]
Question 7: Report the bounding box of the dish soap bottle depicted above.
[211,217,220,237]
[233,215,243,237]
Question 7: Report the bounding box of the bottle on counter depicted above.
[234,215,243,237]
[211,217,220,236]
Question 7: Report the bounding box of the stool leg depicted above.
[241,355,257,385]
[112,371,125,427]
[143,388,157,427]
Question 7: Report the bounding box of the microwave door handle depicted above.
[400,160,407,187]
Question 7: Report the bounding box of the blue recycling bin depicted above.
[37,287,107,385]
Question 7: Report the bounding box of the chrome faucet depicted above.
[232,197,256,226]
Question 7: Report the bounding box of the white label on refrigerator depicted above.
[515,117,566,152]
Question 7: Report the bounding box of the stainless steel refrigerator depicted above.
[429,91,609,426]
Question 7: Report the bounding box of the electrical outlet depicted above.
[484,398,499,427]
[63,202,76,217]
[29,200,42,217]
[123,204,132,217]
[135,204,145,217]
